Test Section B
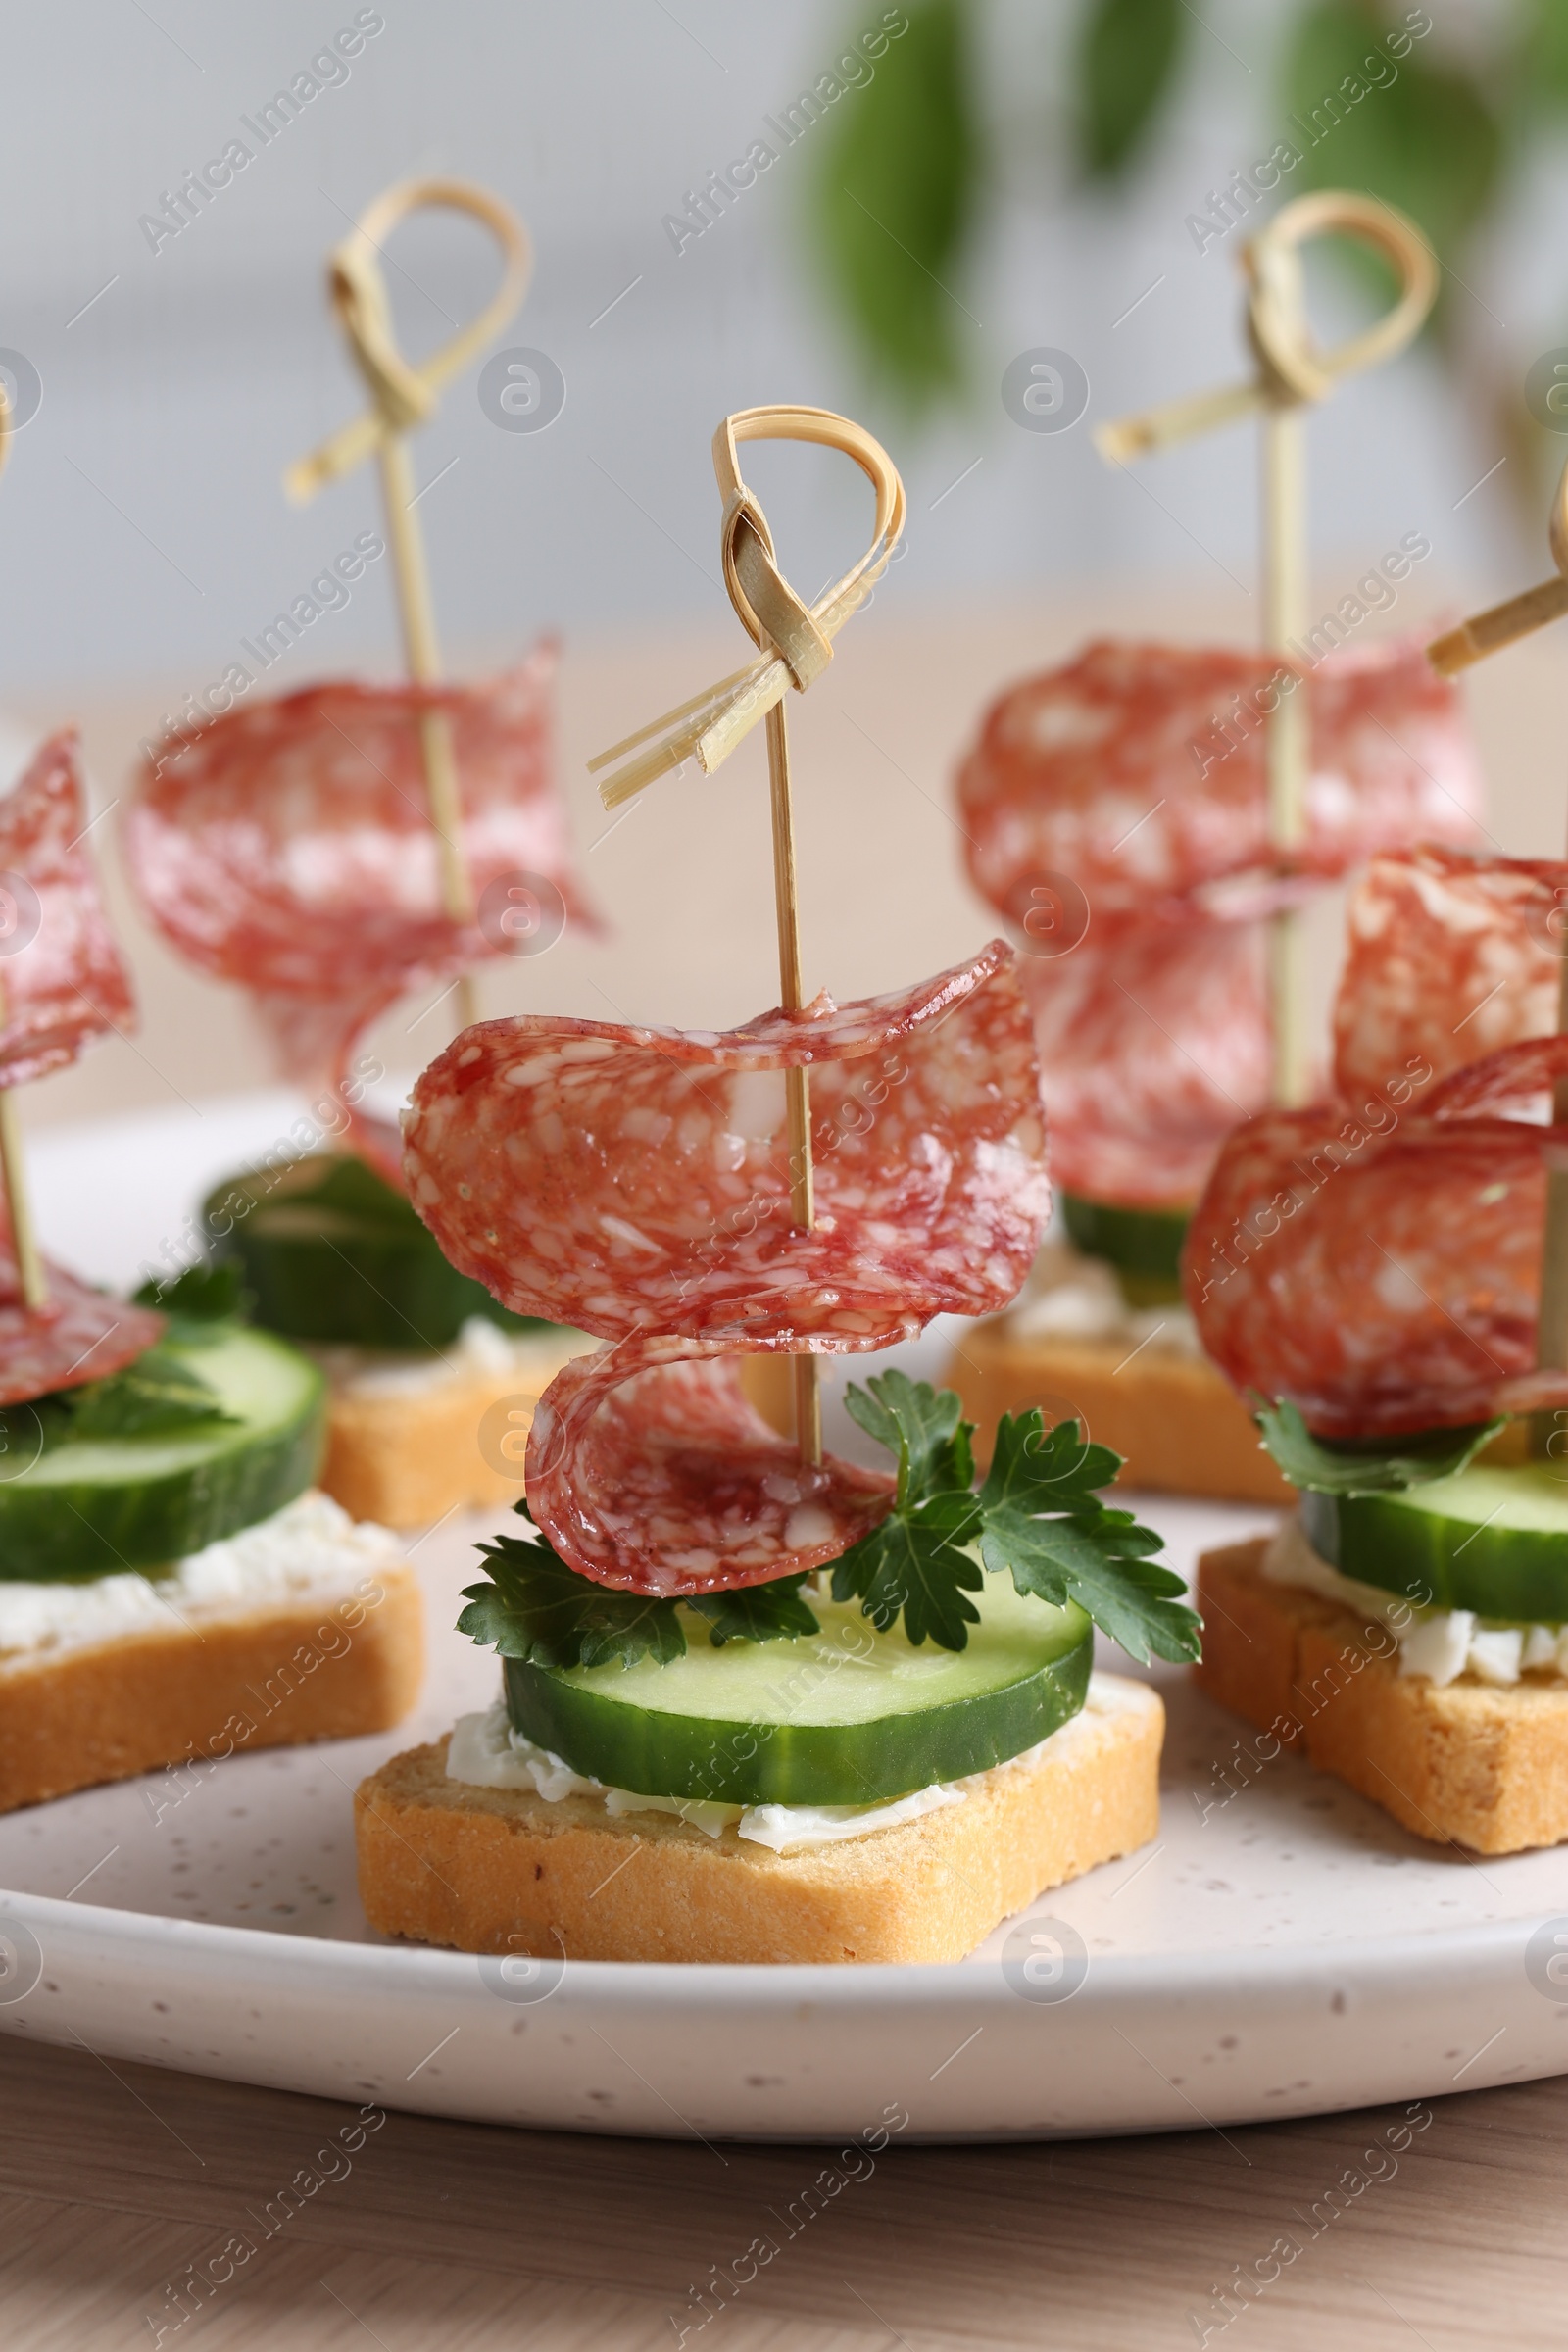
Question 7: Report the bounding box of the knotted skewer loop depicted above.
[284,177,530,504]
[283,179,530,1011]
[1095,190,1437,466]
[1094,191,1435,1112]
[591,405,906,810]
[591,407,906,1465]
[1429,453,1568,676]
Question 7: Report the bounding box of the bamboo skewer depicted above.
[590,407,906,1467]
[1262,401,1311,1105]
[1427,456,1568,1431]
[287,178,531,1037]
[765,698,822,1462]
[0,388,46,1314]
[0,1086,46,1312]
[1097,190,1438,1109]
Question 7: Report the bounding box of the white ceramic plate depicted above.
[4,1097,1568,2143]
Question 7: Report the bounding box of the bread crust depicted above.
[319,1333,586,1527]
[939,1323,1292,1506]
[354,1682,1164,1965]
[1197,1538,1568,1854]
[0,1564,423,1815]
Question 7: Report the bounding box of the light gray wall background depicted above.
[0,0,1545,706]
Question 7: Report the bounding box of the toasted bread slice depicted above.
[355,1677,1164,1965]
[0,1539,422,1816]
[1196,1538,1568,1854]
[318,1330,588,1529]
[941,1321,1293,1506]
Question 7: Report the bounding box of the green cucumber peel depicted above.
[1256,1397,1508,1496]
[132,1257,253,1338]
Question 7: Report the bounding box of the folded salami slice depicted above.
[0,1251,164,1409]
[406,941,1046,1342]
[957,637,1482,1207]
[1185,1037,1568,1438]
[122,648,594,1101]
[406,942,1048,1592]
[1334,845,1568,1103]
[0,732,137,1092]
[525,1338,896,1594]
[1019,915,1267,1207]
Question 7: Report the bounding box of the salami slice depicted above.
[956,636,1481,1206]
[1185,1036,1568,1437]
[405,942,1047,1343]
[406,943,1048,1593]
[1334,845,1568,1102]
[122,647,595,1098]
[525,1338,896,1594]
[0,732,137,1091]
[1019,914,1267,1207]
[0,1250,164,1409]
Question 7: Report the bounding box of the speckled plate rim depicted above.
[4,1888,1567,2142]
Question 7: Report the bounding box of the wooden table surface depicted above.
[8,594,1568,2347]
[4,2028,1567,2349]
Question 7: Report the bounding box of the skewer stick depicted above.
[0,1090,45,1312]
[589,408,906,1468]
[286,178,532,1039]
[764,700,821,1462]
[1097,191,1437,1109]
[0,976,46,1312]
[0,394,47,1313]
[376,433,475,1026]
[1539,945,1568,1395]
[1427,457,1568,1435]
[1262,403,1311,1104]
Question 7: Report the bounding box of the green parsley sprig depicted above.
[831,1370,1200,1663]
[457,1373,1200,1671]
[1255,1397,1506,1496]
[459,1504,819,1672]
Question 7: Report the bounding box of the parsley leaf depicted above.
[836,1377,1200,1663]
[0,1339,238,1452]
[1255,1397,1507,1495]
[845,1365,973,1502]
[976,1409,1126,1518]
[461,1499,819,1664]
[686,1575,820,1646]
[461,1533,686,1672]
[67,1348,237,1441]
[973,1410,1200,1666]
[977,1496,1197,1665]
[832,1487,984,1648]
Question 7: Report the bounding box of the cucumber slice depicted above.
[205,1153,555,1351]
[1060,1192,1190,1307]
[1300,1464,1568,1621]
[0,1325,325,1580]
[504,1580,1093,1806]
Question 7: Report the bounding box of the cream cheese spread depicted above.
[312,1317,582,1401]
[0,1492,402,1662]
[1004,1240,1200,1356]
[444,1673,1156,1852]
[1262,1516,1568,1688]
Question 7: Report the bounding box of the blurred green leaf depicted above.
[1076,0,1186,178]
[1280,2,1502,283]
[811,0,980,409]
[1518,0,1568,112]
